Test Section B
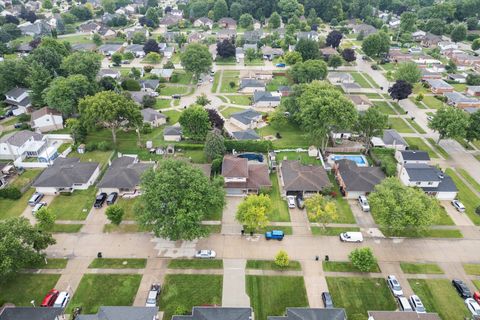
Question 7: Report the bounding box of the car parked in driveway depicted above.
[94,193,107,208]
[145,284,161,307]
[397,296,413,311]
[28,192,44,206]
[53,291,70,308]
[32,202,47,215]
[322,292,333,308]
[41,289,59,307]
[452,279,472,298]
[106,192,118,205]
[452,200,465,213]
[195,250,216,259]
[409,295,426,313]
[465,298,480,316]
[339,232,363,242]
[387,275,403,297]
[296,195,305,209]
[287,196,296,209]
[358,195,370,212]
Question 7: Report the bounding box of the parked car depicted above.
[465,298,480,316]
[172,94,181,99]
[358,195,370,212]
[195,250,216,259]
[296,195,305,210]
[28,192,44,206]
[106,192,118,205]
[427,115,434,122]
[387,275,404,297]
[53,291,70,308]
[339,232,363,243]
[275,63,286,67]
[286,196,296,208]
[32,202,47,215]
[409,295,426,313]
[397,296,413,311]
[145,284,161,307]
[94,193,107,208]
[265,230,284,240]
[13,122,23,129]
[41,289,59,307]
[452,200,466,213]
[322,292,333,308]
[452,279,472,298]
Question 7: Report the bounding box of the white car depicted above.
[465,298,480,316]
[53,291,70,308]
[145,284,160,307]
[387,275,404,297]
[339,232,363,243]
[358,196,370,212]
[452,200,466,213]
[287,196,296,208]
[409,295,426,313]
[195,250,216,259]
[32,202,47,215]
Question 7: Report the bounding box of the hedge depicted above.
[224,140,273,153]
[370,148,397,177]
[0,187,22,199]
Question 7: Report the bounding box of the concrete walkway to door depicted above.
[222,259,250,307]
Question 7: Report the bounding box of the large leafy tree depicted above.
[357,107,388,150]
[61,51,102,81]
[289,59,328,83]
[239,13,254,28]
[179,105,211,141]
[284,51,303,65]
[295,38,319,61]
[236,194,272,232]
[326,30,343,48]
[349,248,377,272]
[328,54,343,69]
[466,110,480,143]
[136,160,225,240]
[28,38,70,76]
[213,0,228,21]
[79,91,143,144]
[268,12,281,28]
[0,59,29,94]
[0,217,56,279]
[451,24,467,42]
[204,129,225,161]
[44,75,94,116]
[361,31,390,59]
[388,80,412,101]
[369,177,441,235]
[305,194,338,229]
[27,62,52,107]
[400,12,417,33]
[429,106,470,143]
[394,62,421,85]
[180,44,212,79]
[143,39,159,54]
[278,0,304,20]
[216,39,236,58]
[342,48,356,62]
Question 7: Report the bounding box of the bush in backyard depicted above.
[349,247,377,272]
[0,187,21,199]
[211,157,223,175]
[97,141,111,151]
[106,204,124,225]
[86,142,98,151]
[274,250,290,268]
[174,306,189,316]
[35,207,56,231]
[144,65,154,73]
[415,93,424,102]
[121,79,141,91]
[141,123,153,134]
[229,81,235,88]
[18,114,31,122]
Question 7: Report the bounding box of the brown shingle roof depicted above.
[222,155,248,178]
[31,107,61,121]
[280,160,331,192]
[247,164,271,189]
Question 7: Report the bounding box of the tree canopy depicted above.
[294,38,319,61]
[388,80,412,101]
[428,106,470,142]
[289,59,328,83]
[61,51,102,81]
[179,105,211,141]
[305,194,338,228]
[236,194,272,232]
[204,129,226,161]
[361,31,390,58]
[394,62,422,85]
[180,44,213,78]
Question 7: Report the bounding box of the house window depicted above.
[428,182,433,185]
[416,181,421,185]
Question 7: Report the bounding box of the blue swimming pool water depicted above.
[332,154,367,165]
[237,153,264,162]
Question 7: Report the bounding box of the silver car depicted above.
[409,295,426,313]
[195,250,216,259]
[387,275,404,297]
[452,200,465,213]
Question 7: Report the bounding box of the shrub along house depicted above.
[334,159,386,199]
[278,160,332,197]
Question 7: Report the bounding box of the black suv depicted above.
[452,279,472,298]
[94,193,107,208]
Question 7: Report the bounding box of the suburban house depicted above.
[243,29,263,43]
[150,68,174,81]
[447,73,466,83]
[217,29,237,40]
[98,69,121,79]
[193,17,213,29]
[466,86,480,96]
[0,131,59,162]
[32,157,100,194]
[163,47,175,59]
[279,160,332,197]
[97,156,154,195]
[367,311,441,320]
[141,108,166,127]
[77,306,158,320]
[30,107,64,133]
[221,155,271,195]
[327,72,354,84]
[159,14,182,26]
[421,69,442,80]
[252,91,281,108]
[129,91,151,105]
[424,79,454,94]
[97,44,123,56]
[320,47,338,59]
[334,159,386,199]
[421,33,442,48]
[79,21,101,33]
[164,126,182,142]
[218,17,237,29]
[188,32,204,43]
[173,307,251,320]
[238,78,266,93]
[18,20,51,36]
[349,95,373,111]
[72,43,97,52]
[395,150,430,164]
[399,164,458,200]
[438,41,458,51]
[231,129,261,140]
[268,308,347,320]
[444,92,480,109]
[350,23,377,36]
[261,46,284,60]
[412,30,427,41]
[0,307,64,320]
[139,79,160,92]
[371,129,408,150]
[230,109,262,130]
[4,87,31,115]
[124,44,145,58]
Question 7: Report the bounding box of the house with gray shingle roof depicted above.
[150,68,174,81]
[139,79,160,92]
[4,87,31,115]
[124,44,145,58]
[18,20,51,36]
[97,155,154,194]
[77,306,158,320]
[97,68,121,79]
[173,307,252,320]
[253,91,281,107]
[141,108,166,127]
[230,109,262,130]
[395,150,430,164]
[164,125,182,141]
[268,307,347,320]
[334,159,386,199]
[32,157,100,194]
[238,78,265,93]
[425,79,454,94]
[444,91,480,108]
[371,129,408,150]
[231,129,260,140]
[0,306,63,320]
[0,130,51,161]
[279,161,332,197]
[97,44,123,56]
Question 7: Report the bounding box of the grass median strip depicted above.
[246,260,302,271]
[404,137,438,158]
[27,258,68,269]
[323,261,381,273]
[168,259,223,269]
[388,117,415,133]
[426,138,450,159]
[380,228,462,238]
[445,168,480,225]
[406,118,426,134]
[400,262,444,274]
[311,226,360,236]
[463,264,480,275]
[457,168,480,193]
[51,224,83,233]
[88,258,147,269]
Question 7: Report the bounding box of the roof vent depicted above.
[438,173,444,179]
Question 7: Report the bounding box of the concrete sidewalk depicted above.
[222,259,250,307]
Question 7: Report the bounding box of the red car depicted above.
[474,292,480,304]
[41,289,59,307]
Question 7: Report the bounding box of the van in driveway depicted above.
[28,192,44,206]
[339,232,363,242]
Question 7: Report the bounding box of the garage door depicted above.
[226,188,244,196]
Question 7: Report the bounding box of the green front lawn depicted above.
[211,72,221,93]
[164,110,182,125]
[160,275,222,320]
[168,259,223,269]
[457,168,480,193]
[115,198,138,220]
[172,71,193,85]
[0,188,34,220]
[388,117,415,133]
[9,169,42,190]
[268,173,290,222]
[422,96,445,109]
[155,99,172,109]
[311,226,360,236]
[246,276,308,320]
[326,277,396,320]
[445,168,480,225]
[408,279,470,319]
[400,262,444,274]
[227,95,252,105]
[257,123,310,148]
[349,72,372,88]
[323,261,381,273]
[374,101,396,115]
[51,224,83,233]
[49,187,97,220]
[160,85,190,96]
[463,264,480,275]
[88,258,147,269]
[69,274,142,314]
[28,258,68,269]
[220,71,240,93]
[246,260,302,271]
[220,106,246,118]
[0,274,61,306]
[404,137,438,159]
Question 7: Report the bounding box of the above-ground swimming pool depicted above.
[328,154,368,167]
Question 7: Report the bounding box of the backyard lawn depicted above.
[388,117,415,133]
[68,150,114,169]
[220,106,245,118]
[400,262,444,274]
[246,275,308,320]
[226,95,251,105]
[463,264,480,275]
[323,261,381,273]
[171,71,193,85]
[160,275,222,320]
[0,274,61,306]
[257,123,309,148]
[155,99,171,109]
[268,173,290,222]
[275,151,321,165]
[9,169,42,190]
[246,260,302,271]
[404,137,438,159]
[326,277,396,320]
[69,274,142,314]
[168,259,223,269]
[160,85,190,96]
[49,187,97,220]
[0,188,34,220]
[445,168,480,225]
[266,76,290,91]
[88,258,147,269]
[408,279,470,319]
